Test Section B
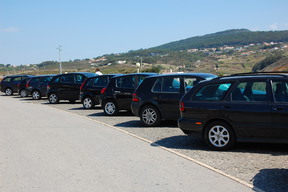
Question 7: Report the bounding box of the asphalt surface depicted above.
[1,94,288,191]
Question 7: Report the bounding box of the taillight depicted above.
[18,83,20,87]
[26,79,31,88]
[132,93,140,102]
[101,87,107,94]
[47,85,50,90]
[180,102,185,112]
[80,79,87,91]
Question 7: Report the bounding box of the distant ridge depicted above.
[151,29,288,51]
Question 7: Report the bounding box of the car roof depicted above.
[145,73,217,79]
[111,73,158,79]
[4,75,34,78]
[31,74,56,78]
[86,74,123,79]
[53,72,97,78]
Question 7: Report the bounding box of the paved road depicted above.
[0,95,254,192]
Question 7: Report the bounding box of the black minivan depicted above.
[80,74,121,109]
[100,73,157,115]
[131,73,217,126]
[1,75,34,96]
[47,72,96,104]
[26,75,55,100]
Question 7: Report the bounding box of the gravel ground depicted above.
[16,96,288,192]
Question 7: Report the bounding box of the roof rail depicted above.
[213,71,288,80]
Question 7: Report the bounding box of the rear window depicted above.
[192,83,231,101]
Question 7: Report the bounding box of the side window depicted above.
[52,76,60,83]
[61,74,74,83]
[152,78,162,92]
[138,76,146,85]
[193,83,231,101]
[29,78,39,84]
[116,76,134,88]
[162,77,180,93]
[75,75,85,84]
[272,81,288,102]
[85,78,93,87]
[238,81,268,102]
[184,77,199,93]
[3,77,11,82]
[94,76,108,87]
[40,77,52,83]
[13,77,22,82]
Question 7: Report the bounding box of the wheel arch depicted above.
[139,101,163,119]
[203,118,236,138]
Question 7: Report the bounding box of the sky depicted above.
[1,0,288,66]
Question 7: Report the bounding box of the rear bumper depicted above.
[177,117,203,133]
[130,102,140,116]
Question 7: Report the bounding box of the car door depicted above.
[153,76,183,119]
[59,74,75,99]
[271,79,288,138]
[74,74,86,100]
[114,75,136,109]
[39,76,52,96]
[12,76,22,92]
[223,80,272,138]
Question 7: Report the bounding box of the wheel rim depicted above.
[20,90,27,97]
[208,125,230,147]
[32,91,40,99]
[5,89,12,95]
[49,94,57,103]
[142,108,157,125]
[83,98,92,108]
[105,102,115,115]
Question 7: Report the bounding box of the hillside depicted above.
[151,29,288,51]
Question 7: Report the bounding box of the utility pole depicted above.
[57,45,63,74]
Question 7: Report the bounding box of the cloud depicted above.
[0,27,19,32]
[270,23,279,30]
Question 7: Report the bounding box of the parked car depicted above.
[47,72,96,104]
[0,75,34,96]
[100,73,158,115]
[131,73,217,126]
[26,75,55,100]
[80,74,122,109]
[178,72,288,151]
[18,77,34,97]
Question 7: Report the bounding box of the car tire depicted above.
[48,93,59,104]
[20,89,27,97]
[204,121,236,151]
[103,100,118,116]
[5,88,13,96]
[83,97,94,109]
[32,90,41,100]
[140,105,161,126]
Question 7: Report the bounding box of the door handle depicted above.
[273,107,284,111]
[114,91,120,93]
[221,105,231,109]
